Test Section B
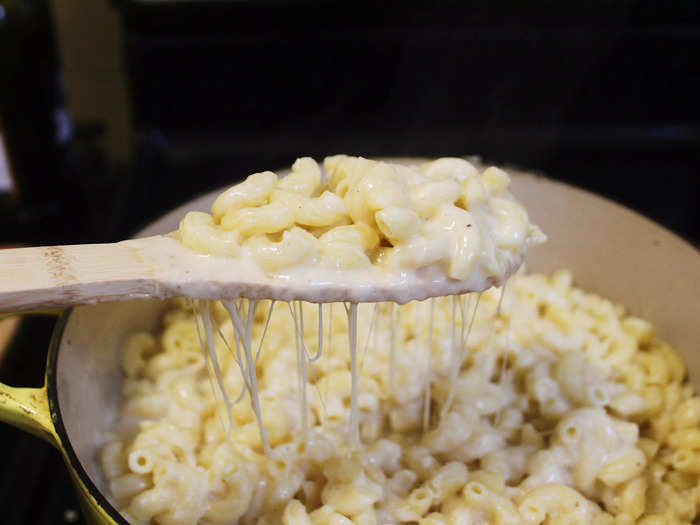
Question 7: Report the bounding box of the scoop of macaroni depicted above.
[177,156,545,288]
[101,269,700,525]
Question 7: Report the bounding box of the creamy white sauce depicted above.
[123,234,525,305]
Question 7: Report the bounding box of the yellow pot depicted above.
[0,171,698,524]
[0,312,125,525]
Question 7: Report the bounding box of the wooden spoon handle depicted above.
[0,243,158,313]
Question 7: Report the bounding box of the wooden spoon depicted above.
[0,234,521,313]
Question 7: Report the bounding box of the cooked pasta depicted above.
[101,268,700,525]
[177,156,545,288]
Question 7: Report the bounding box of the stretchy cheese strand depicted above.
[442,293,481,419]
[192,301,231,434]
[346,302,360,449]
[255,300,276,362]
[309,303,324,362]
[224,299,271,456]
[200,301,235,436]
[423,298,435,432]
[389,303,398,396]
[290,301,309,442]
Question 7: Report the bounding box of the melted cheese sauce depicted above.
[126,233,526,304]
[164,156,545,304]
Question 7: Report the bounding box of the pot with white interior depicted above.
[0,165,699,524]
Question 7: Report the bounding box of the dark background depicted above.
[0,1,699,523]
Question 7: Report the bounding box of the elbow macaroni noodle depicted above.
[102,267,700,524]
[177,156,545,285]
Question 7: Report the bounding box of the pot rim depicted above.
[47,308,129,525]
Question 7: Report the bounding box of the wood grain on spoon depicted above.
[0,241,157,313]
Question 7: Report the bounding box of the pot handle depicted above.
[0,311,60,447]
[0,383,57,446]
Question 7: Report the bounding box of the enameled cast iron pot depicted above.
[0,170,698,524]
